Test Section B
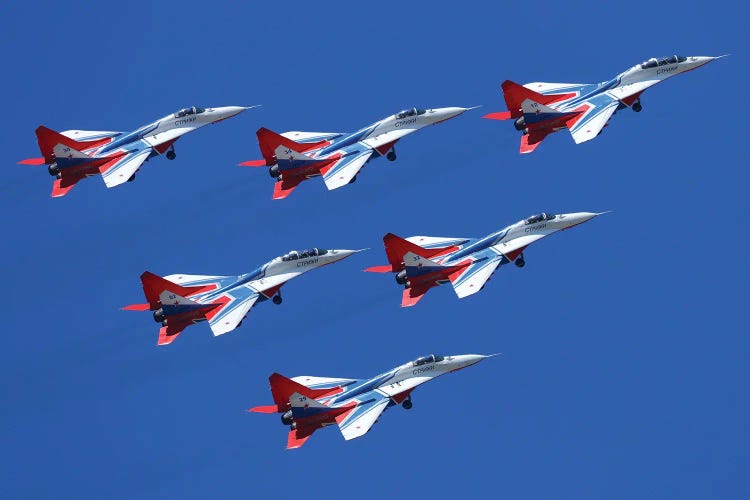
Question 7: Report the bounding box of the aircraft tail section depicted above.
[267,373,343,411]
[139,271,212,309]
[35,126,109,164]
[373,233,460,272]
[256,127,329,165]
[501,80,564,118]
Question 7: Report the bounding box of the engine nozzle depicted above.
[395,269,408,285]
[281,410,293,426]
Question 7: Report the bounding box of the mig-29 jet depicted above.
[366,212,605,307]
[484,55,725,153]
[250,353,495,449]
[239,106,476,199]
[19,105,253,197]
[123,247,361,345]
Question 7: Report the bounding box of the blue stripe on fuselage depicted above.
[447,229,508,262]
[315,124,377,156]
[199,267,265,301]
[560,78,619,109]
[328,372,394,404]
[99,123,159,154]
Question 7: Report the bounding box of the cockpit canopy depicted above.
[395,108,426,119]
[174,106,206,118]
[280,248,328,261]
[524,213,556,225]
[640,55,687,69]
[412,354,445,366]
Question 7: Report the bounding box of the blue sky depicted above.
[1,1,747,498]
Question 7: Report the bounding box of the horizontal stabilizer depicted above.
[287,428,315,449]
[122,303,150,311]
[51,173,86,198]
[402,286,429,307]
[482,111,512,120]
[18,157,46,165]
[248,405,278,414]
[272,176,305,200]
[157,323,188,346]
[364,265,393,273]
[238,159,267,167]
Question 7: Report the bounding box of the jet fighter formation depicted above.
[19,106,252,197]
[17,52,727,449]
[366,212,605,307]
[123,248,361,345]
[239,107,475,199]
[484,55,724,153]
[250,353,495,449]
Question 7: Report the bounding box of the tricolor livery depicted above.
[123,248,361,345]
[239,106,475,199]
[250,353,494,449]
[19,106,253,197]
[484,55,725,153]
[366,212,605,307]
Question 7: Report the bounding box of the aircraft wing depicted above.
[566,94,620,145]
[99,145,152,188]
[322,148,374,190]
[449,254,505,299]
[335,390,390,441]
[206,286,260,336]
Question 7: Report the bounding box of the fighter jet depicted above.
[484,55,725,153]
[366,212,605,307]
[123,247,362,345]
[19,105,253,197]
[250,353,495,449]
[239,106,476,199]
